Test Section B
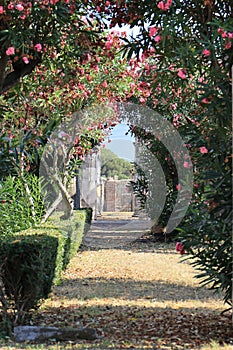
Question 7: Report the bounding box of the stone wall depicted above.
[103,177,134,212]
[73,150,135,215]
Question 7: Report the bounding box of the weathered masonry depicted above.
[72,151,135,219]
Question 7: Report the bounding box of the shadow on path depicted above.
[58,276,219,302]
[83,218,156,249]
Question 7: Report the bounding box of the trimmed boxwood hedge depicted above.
[0,208,92,330]
[78,207,93,234]
[44,209,92,270]
[0,231,60,314]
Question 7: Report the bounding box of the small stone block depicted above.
[14,325,98,342]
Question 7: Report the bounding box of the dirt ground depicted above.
[1,217,232,349]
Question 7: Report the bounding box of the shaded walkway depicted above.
[83,212,152,249]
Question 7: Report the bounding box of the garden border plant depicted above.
[0,208,92,337]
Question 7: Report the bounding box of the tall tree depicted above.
[99,0,232,306]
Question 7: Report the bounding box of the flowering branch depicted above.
[1,57,42,94]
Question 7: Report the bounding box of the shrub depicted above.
[77,207,93,234]
[176,150,232,307]
[0,175,45,236]
[44,209,91,269]
[0,208,90,335]
[0,230,60,329]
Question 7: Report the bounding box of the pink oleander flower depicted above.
[22,56,29,64]
[176,242,185,255]
[34,43,42,52]
[217,28,224,35]
[176,183,181,191]
[177,69,186,79]
[105,39,113,50]
[158,0,172,10]
[183,161,192,169]
[82,52,91,64]
[157,1,166,10]
[15,4,24,11]
[102,81,108,88]
[227,32,233,39]
[224,41,232,50]
[0,6,4,14]
[202,49,211,56]
[201,97,210,104]
[165,0,172,9]
[7,3,14,10]
[93,64,99,72]
[200,146,208,154]
[149,26,157,37]
[6,46,15,56]
[154,35,161,43]
[51,52,57,59]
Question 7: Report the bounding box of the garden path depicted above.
[32,214,233,349]
[82,212,152,249]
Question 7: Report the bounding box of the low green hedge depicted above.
[44,208,92,269]
[0,231,60,314]
[0,208,92,331]
[78,207,93,234]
